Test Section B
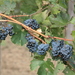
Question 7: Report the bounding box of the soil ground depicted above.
[1,36,64,75]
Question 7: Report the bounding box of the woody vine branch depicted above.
[0,13,73,41]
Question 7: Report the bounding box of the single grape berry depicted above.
[37,44,49,55]
[24,19,39,30]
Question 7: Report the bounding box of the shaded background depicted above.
[1,36,64,75]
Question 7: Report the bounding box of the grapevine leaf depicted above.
[47,71,53,75]
[46,58,54,68]
[20,0,38,14]
[70,17,75,24]
[44,58,54,73]
[33,12,43,23]
[30,59,44,70]
[34,53,45,60]
[51,4,60,14]
[42,19,51,26]
[20,31,27,45]
[49,14,68,27]
[11,30,27,46]
[44,28,51,44]
[63,67,75,75]
[59,0,67,8]
[0,1,16,14]
[42,10,48,20]
[72,31,75,38]
[49,0,56,4]
[35,0,42,8]
[13,24,22,32]
[53,61,65,75]
[37,65,47,75]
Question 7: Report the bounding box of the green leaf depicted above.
[37,65,47,75]
[49,0,56,4]
[42,10,48,20]
[72,31,75,38]
[11,30,27,46]
[63,67,75,75]
[70,17,75,24]
[44,28,51,44]
[49,14,67,27]
[20,0,38,14]
[30,59,44,70]
[53,61,65,75]
[13,24,22,32]
[33,12,43,23]
[44,58,54,73]
[20,31,27,45]
[42,19,51,26]
[59,0,67,8]
[0,0,16,14]
[34,53,45,60]
[35,0,42,8]
[47,71,53,75]
[46,58,54,68]
[51,4,60,14]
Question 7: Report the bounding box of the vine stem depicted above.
[0,13,73,41]
[48,36,73,41]
[9,6,48,18]
[0,13,48,38]
[9,15,29,17]
[0,20,17,23]
[28,31,46,44]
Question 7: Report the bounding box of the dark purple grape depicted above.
[24,19,39,30]
[37,44,49,55]
[27,39,38,53]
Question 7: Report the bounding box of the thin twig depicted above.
[9,15,29,17]
[0,13,48,38]
[48,36,73,41]
[30,6,48,17]
[0,20,17,23]
[0,13,73,41]
[9,6,48,18]
[28,31,46,44]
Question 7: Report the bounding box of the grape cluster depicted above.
[25,34,49,54]
[37,44,49,55]
[27,39,38,53]
[24,19,49,54]
[59,45,72,61]
[51,40,73,61]
[24,19,39,30]
[51,40,64,56]
[0,24,14,40]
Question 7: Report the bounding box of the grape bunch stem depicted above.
[28,31,46,44]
